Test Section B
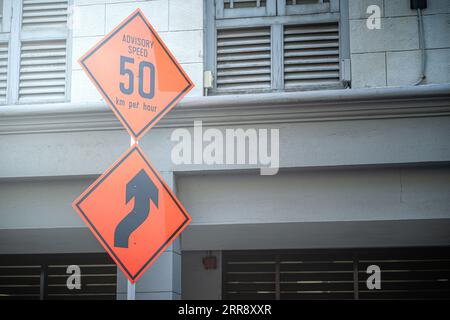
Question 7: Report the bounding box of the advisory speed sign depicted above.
[74,9,194,285]
[79,9,194,140]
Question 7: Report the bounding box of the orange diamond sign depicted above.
[79,9,194,140]
[72,145,191,283]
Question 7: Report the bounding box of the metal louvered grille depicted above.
[216,27,271,92]
[279,251,354,299]
[46,263,117,300]
[358,248,450,300]
[223,250,355,300]
[0,254,117,300]
[22,0,69,29]
[284,23,340,88]
[223,248,450,300]
[0,42,8,104]
[19,39,67,102]
[223,252,277,300]
[0,264,41,300]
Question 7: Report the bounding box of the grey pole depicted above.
[127,280,136,300]
[127,136,137,301]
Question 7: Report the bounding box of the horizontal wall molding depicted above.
[1,84,450,135]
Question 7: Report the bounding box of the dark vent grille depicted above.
[0,264,41,300]
[216,27,271,92]
[358,248,450,300]
[283,22,340,88]
[279,251,354,300]
[0,254,117,300]
[46,263,117,300]
[223,248,450,300]
[223,252,277,300]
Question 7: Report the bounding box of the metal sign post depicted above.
[127,280,136,300]
[128,136,136,301]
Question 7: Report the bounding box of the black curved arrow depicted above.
[114,169,159,248]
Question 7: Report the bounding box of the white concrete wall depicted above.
[69,0,450,99]
[70,0,204,103]
[177,168,450,251]
[2,116,450,179]
[349,0,450,88]
[177,167,450,225]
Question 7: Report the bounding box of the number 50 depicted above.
[119,56,155,99]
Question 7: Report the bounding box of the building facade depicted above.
[0,0,450,299]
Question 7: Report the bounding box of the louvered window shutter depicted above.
[0,2,3,31]
[206,0,347,94]
[0,42,8,104]
[0,0,11,105]
[217,0,276,19]
[0,0,10,33]
[18,0,69,103]
[283,23,340,89]
[216,27,271,92]
[19,39,67,101]
[22,0,68,29]
[282,0,339,15]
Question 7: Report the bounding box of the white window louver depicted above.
[17,0,69,103]
[19,39,67,102]
[0,3,3,32]
[0,42,8,104]
[22,0,68,29]
[286,0,329,4]
[216,27,271,92]
[224,0,267,9]
[284,22,340,88]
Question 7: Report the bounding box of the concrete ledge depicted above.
[182,219,450,250]
[1,84,450,135]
